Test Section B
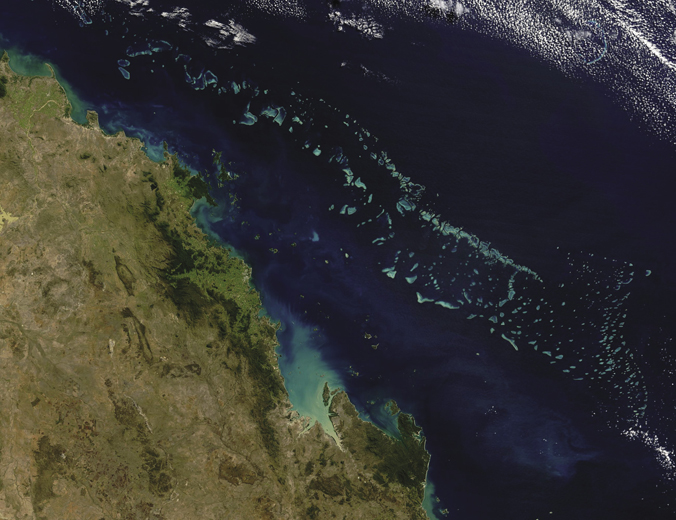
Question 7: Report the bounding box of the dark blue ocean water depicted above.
[3,1,676,518]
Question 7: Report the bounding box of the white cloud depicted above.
[160,6,192,29]
[204,19,257,49]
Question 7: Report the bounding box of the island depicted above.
[0,51,430,519]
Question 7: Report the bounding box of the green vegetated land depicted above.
[144,157,287,461]
[329,392,431,507]
[0,50,430,520]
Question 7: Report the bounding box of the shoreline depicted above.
[0,49,434,518]
[192,176,440,514]
[191,164,439,520]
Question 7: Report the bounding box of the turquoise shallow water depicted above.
[0,44,89,124]
[274,307,344,441]
[3,1,676,517]
[193,197,441,514]
[192,204,346,436]
[192,201,345,439]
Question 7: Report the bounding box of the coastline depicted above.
[192,195,440,518]
[5,0,676,513]
[0,50,432,519]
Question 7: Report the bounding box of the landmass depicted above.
[322,382,332,407]
[0,52,430,519]
[385,400,401,416]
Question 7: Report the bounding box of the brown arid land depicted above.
[0,52,430,520]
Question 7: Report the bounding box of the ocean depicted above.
[2,0,676,518]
